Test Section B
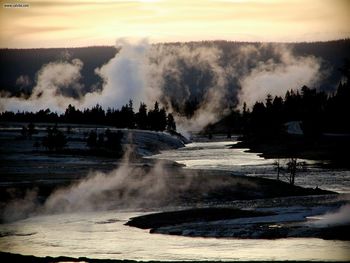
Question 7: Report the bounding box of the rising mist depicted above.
[0,39,335,132]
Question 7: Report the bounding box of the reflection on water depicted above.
[1,211,349,261]
[1,139,350,261]
[151,141,273,168]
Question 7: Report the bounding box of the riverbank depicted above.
[0,163,335,223]
[126,200,350,241]
[232,134,350,168]
[0,125,339,223]
[1,129,349,261]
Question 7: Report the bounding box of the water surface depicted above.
[1,137,350,261]
[1,211,349,261]
[152,140,350,193]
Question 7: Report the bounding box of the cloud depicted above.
[1,0,350,48]
[17,26,71,36]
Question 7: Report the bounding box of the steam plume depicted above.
[147,43,230,132]
[238,45,322,108]
[0,160,170,222]
[0,148,244,222]
[311,204,350,227]
[82,39,149,109]
[0,40,324,132]
[0,59,83,112]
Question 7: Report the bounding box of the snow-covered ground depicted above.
[121,129,185,156]
[0,123,186,184]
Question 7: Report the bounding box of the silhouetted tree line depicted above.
[18,121,124,154]
[86,129,123,153]
[0,100,177,132]
[42,126,67,151]
[20,122,37,138]
[240,70,350,139]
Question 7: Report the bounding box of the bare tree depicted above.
[286,158,306,185]
[273,158,281,181]
[273,157,306,185]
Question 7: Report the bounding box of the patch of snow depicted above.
[122,129,185,156]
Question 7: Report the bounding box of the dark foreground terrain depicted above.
[0,165,335,223]
[1,125,349,262]
[126,206,350,241]
[0,252,347,263]
[126,207,274,229]
[233,135,350,168]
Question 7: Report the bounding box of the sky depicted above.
[0,0,349,48]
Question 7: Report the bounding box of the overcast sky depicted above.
[0,0,349,48]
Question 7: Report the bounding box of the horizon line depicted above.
[1,38,349,50]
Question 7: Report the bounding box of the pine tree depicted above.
[167,113,176,131]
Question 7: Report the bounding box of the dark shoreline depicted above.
[126,206,350,241]
[126,207,275,229]
[0,167,335,223]
[123,189,350,241]
[0,252,348,263]
[232,135,350,168]
[1,128,349,260]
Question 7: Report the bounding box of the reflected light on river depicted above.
[1,140,350,261]
[1,211,349,261]
[150,141,274,169]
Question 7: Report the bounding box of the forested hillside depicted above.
[1,40,349,100]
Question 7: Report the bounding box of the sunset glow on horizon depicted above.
[0,0,349,48]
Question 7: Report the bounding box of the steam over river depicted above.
[1,136,350,261]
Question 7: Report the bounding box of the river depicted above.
[0,138,350,261]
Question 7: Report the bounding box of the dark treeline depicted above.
[0,100,177,132]
[214,61,350,140]
[214,66,350,167]
[234,74,350,139]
